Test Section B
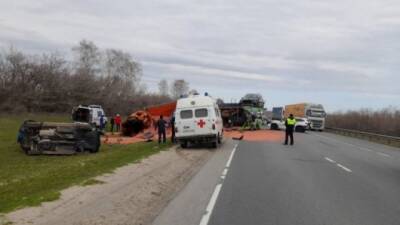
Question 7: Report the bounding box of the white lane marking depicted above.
[199,184,222,225]
[221,168,228,176]
[336,163,352,173]
[199,144,238,225]
[314,133,391,157]
[377,152,390,157]
[225,144,238,168]
[324,157,336,163]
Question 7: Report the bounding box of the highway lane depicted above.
[208,132,400,225]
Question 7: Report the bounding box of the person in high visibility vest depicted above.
[284,114,296,145]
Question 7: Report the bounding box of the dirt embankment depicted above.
[6,147,214,225]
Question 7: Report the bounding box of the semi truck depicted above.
[270,107,308,132]
[284,103,326,131]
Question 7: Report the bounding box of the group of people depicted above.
[109,114,122,133]
[104,112,296,146]
[106,113,175,144]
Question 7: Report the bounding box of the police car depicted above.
[175,95,223,148]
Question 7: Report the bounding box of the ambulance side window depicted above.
[180,110,193,119]
[195,108,208,118]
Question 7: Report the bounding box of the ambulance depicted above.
[175,94,223,148]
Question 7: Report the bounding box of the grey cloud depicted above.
[1,0,400,110]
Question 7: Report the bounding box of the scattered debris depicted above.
[232,135,244,140]
[122,102,177,137]
[224,130,283,142]
[122,111,153,136]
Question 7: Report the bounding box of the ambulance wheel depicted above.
[217,134,222,144]
[180,141,188,148]
[212,138,218,148]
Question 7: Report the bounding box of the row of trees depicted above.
[0,40,186,115]
[326,107,400,136]
[158,78,194,99]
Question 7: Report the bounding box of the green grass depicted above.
[0,114,172,213]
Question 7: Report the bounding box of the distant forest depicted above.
[326,107,400,136]
[0,40,189,115]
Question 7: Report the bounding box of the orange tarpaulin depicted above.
[146,101,177,118]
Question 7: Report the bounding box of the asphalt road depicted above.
[153,131,400,225]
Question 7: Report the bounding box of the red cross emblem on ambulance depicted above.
[197,119,206,128]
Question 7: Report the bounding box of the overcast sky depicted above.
[1,0,400,112]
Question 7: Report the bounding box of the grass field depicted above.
[0,114,171,213]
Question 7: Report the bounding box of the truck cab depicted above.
[72,105,107,127]
[306,104,326,131]
[175,95,223,148]
[284,103,326,131]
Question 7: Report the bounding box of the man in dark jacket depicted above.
[156,115,167,144]
[170,115,176,143]
[110,117,115,133]
[284,114,297,145]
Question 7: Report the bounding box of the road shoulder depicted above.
[152,139,237,225]
[6,145,215,225]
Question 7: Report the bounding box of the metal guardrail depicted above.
[325,127,400,147]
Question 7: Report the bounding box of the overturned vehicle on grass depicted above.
[17,121,101,155]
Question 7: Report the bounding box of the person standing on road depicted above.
[156,115,167,144]
[284,114,296,145]
[115,114,121,132]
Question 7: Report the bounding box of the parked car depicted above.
[294,117,308,133]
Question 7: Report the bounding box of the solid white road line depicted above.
[324,157,336,164]
[221,168,228,176]
[225,144,238,168]
[199,184,222,225]
[199,144,238,225]
[336,163,352,173]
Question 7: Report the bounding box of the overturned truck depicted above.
[18,121,101,155]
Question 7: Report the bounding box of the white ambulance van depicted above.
[175,95,223,148]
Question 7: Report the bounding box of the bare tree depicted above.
[101,48,142,113]
[0,40,171,115]
[326,107,400,136]
[170,79,189,99]
[72,39,101,76]
[158,79,169,96]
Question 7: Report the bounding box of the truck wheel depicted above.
[271,124,278,130]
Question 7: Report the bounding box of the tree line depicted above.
[0,40,190,116]
[326,107,400,137]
